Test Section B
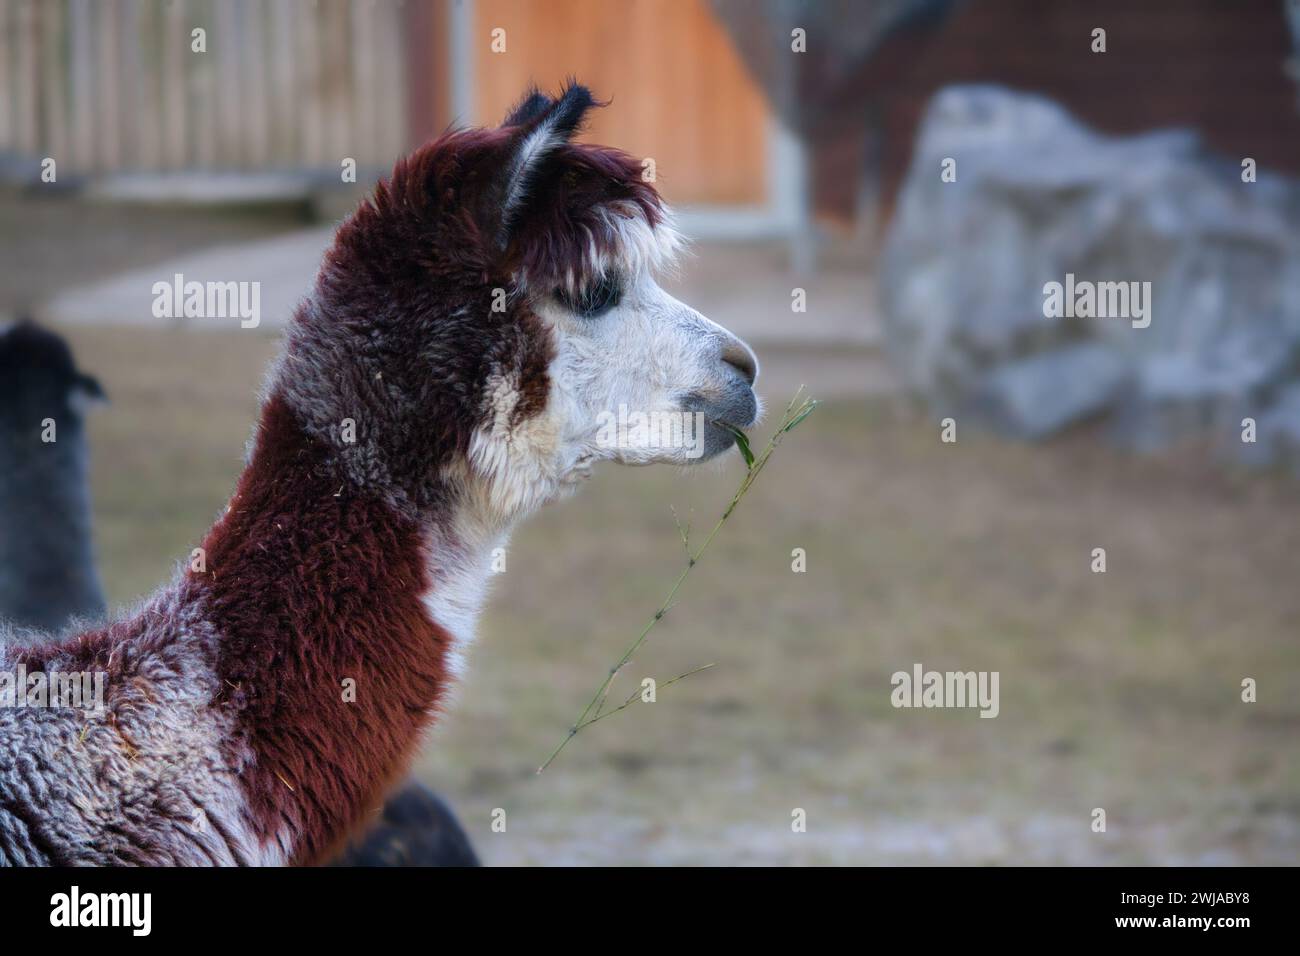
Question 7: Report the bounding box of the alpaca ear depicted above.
[493,82,596,246]
[71,372,107,406]
[502,87,552,127]
[66,372,106,416]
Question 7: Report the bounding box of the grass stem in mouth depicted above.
[537,387,819,774]
[714,420,755,469]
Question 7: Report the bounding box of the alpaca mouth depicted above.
[701,418,750,459]
[708,407,753,430]
[688,386,759,461]
[708,385,759,431]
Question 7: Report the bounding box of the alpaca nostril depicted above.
[721,342,758,386]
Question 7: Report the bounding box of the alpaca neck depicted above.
[417,483,510,683]
[193,390,492,864]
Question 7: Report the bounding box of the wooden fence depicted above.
[0,0,415,174]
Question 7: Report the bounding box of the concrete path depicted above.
[42,227,333,330]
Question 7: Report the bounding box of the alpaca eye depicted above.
[557,276,621,319]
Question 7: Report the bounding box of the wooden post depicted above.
[375,0,408,162]
[404,0,447,151]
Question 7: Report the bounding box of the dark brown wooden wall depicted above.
[813,0,1300,224]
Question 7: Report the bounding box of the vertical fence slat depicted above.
[133,0,162,171]
[351,0,375,168]
[15,0,39,154]
[189,0,215,169]
[269,0,296,167]
[326,0,350,167]
[117,0,138,169]
[374,0,408,164]
[38,0,68,167]
[162,0,187,169]
[245,0,269,168]
[97,0,121,170]
[301,0,325,168]
[212,0,238,167]
[0,0,12,151]
[389,0,412,160]
[372,0,394,163]
[68,0,93,170]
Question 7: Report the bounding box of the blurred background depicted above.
[1,0,1299,864]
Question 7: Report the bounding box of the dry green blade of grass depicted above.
[537,388,820,773]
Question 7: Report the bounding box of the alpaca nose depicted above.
[721,339,758,386]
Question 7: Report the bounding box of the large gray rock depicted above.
[1112,334,1300,453]
[971,343,1128,440]
[880,85,1300,454]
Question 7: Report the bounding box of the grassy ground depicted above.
[60,325,1300,865]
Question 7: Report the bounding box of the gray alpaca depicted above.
[0,320,106,635]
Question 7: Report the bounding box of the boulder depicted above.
[970,343,1128,440]
[879,85,1300,455]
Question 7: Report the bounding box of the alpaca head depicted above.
[0,319,106,435]
[286,82,758,521]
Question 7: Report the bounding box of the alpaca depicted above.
[0,323,477,867]
[0,83,758,865]
[0,320,107,635]
[330,781,479,867]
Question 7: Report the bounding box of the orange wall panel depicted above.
[473,0,770,205]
